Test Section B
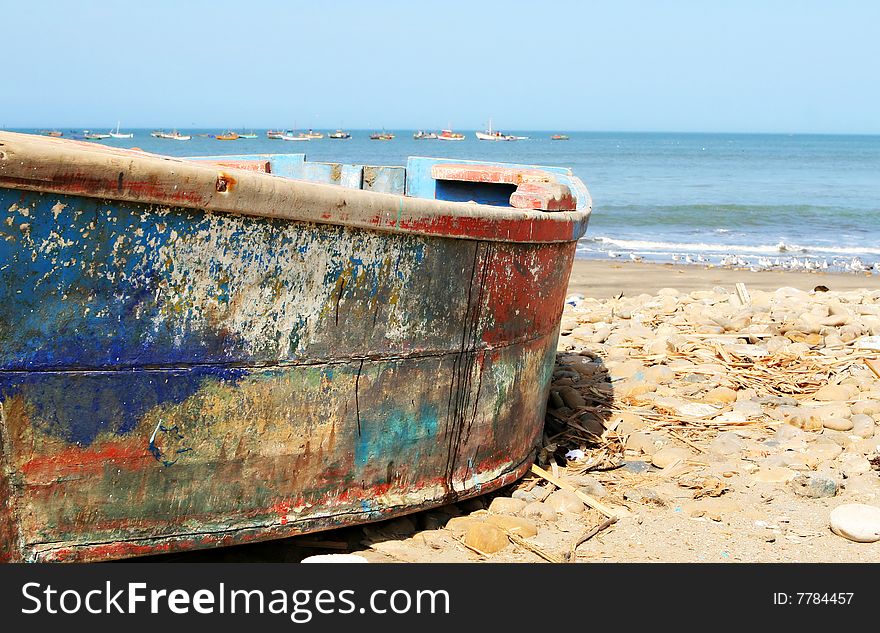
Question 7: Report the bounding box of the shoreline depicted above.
[567,259,880,299]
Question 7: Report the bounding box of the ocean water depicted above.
[13,129,880,274]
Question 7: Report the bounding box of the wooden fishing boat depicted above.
[369,132,394,140]
[551,134,570,140]
[266,130,285,139]
[0,131,591,562]
[437,129,464,141]
[329,130,351,139]
[215,131,240,141]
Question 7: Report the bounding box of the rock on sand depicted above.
[830,504,880,543]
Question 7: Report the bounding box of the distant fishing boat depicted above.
[329,130,351,139]
[215,131,240,141]
[109,122,134,139]
[83,130,111,140]
[370,132,394,140]
[154,130,192,141]
[41,130,63,137]
[437,129,464,141]
[413,131,438,140]
[238,132,258,139]
[304,129,324,139]
[279,130,310,141]
[266,130,284,139]
[476,118,515,141]
[551,134,570,140]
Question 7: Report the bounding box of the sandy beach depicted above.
[567,259,880,298]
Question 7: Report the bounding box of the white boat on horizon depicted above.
[154,130,192,141]
[109,121,134,139]
[475,118,516,141]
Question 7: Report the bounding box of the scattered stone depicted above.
[644,365,675,384]
[557,386,586,410]
[702,386,738,404]
[519,501,557,522]
[708,431,745,456]
[444,516,484,536]
[830,504,880,543]
[651,446,695,469]
[839,453,872,478]
[485,515,539,538]
[620,460,652,474]
[789,473,839,498]
[626,431,666,455]
[823,416,855,432]
[851,414,876,439]
[545,489,585,514]
[804,443,844,468]
[852,400,880,416]
[567,473,608,498]
[812,384,856,402]
[488,497,527,515]
[751,467,798,484]
[511,489,538,503]
[463,522,510,554]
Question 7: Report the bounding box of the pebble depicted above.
[620,460,652,474]
[812,384,856,401]
[545,489,585,514]
[301,554,369,563]
[519,501,557,522]
[626,431,666,455]
[569,474,608,498]
[651,446,694,469]
[511,489,538,503]
[823,416,855,432]
[830,504,880,543]
[804,443,844,468]
[644,365,675,384]
[751,467,798,484]
[789,472,839,498]
[702,386,738,404]
[485,515,539,538]
[444,516,484,536]
[851,414,877,438]
[838,453,872,478]
[488,497,527,515]
[851,400,880,416]
[463,522,510,554]
[732,400,764,418]
[708,431,745,456]
[557,386,586,409]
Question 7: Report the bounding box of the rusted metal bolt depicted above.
[216,176,228,192]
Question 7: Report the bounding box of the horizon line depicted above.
[2,126,879,138]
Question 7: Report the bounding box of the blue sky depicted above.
[3,0,878,133]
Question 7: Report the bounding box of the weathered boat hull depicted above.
[0,132,590,561]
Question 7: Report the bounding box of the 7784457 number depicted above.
[774,593,854,605]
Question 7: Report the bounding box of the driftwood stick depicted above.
[506,532,563,563]
[530,464,621,519]
[866,358,880,380]
[569,516,619,560]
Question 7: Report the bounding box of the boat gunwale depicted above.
[0,131,591,244]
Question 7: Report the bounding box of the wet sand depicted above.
[567,259,880,299]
